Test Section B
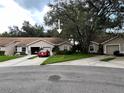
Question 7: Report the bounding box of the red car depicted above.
[37,50,50,57]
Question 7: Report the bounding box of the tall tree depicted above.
[22,21,45,37]
[44,0,124,53]
[8,26,22,37]
[0,21,45,37]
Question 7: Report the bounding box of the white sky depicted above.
[0,0,51,33]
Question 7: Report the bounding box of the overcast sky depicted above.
[0,0,50,33]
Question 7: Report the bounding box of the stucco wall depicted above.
[4,42,20,56]
[59,43,72,51]
[103,37,124,54]
[28,40,54,54]
[5,44,16,56]
[0,47,5,51]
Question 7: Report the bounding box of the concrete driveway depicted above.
[0,55,47,67]
[51,55,124,68]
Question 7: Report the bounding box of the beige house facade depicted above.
[1,36,123,55]
[89,36,124,55]
[0,37,72,56]
[102,37,124,55]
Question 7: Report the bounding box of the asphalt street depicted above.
[0,65,124,93]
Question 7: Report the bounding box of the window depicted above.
[22,47,26,52]
[89,45,94,52]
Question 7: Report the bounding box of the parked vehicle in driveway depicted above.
[37,50,50,57]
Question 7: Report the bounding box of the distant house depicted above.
[102,36,124,55]
[89,36,121,55]
[0,37,72,56]
[1,36,122,56]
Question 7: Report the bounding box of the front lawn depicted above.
[0,56,19,62]
[41,54,94,65]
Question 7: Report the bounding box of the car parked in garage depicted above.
[37,50,50,57]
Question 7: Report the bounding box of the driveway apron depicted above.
[0,55,47,67]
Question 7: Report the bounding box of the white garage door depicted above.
[106,45,119,55]
[43,47,51,51]
[43,47,53,56]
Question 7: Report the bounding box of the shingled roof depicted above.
[92,35,118,44]
[0,37,68,47]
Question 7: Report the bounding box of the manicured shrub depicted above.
[56,51,65,55]
[52,46,59,52]
[20,52,27,55]
[0,51,5,56]
[64,50,74,55]
[71,45,81,53]
[113,51,120,56]
[113,51,124,56]
[56,50,74,55]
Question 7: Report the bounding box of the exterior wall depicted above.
[0,47,5,51]
[105,45,119,54]
[103,37,124,54]
[28,40,54,55]
[59,43,72,51]
[89,42,99,53]
[17,47,22,52]
[3,42,20,56]
[4,44,16,56]
[1,39,72,55]
[16,47,29,55]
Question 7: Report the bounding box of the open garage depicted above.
[31,47,40,54]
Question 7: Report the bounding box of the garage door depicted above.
[43,47,52,56]
[43,47,51,51]
[106,45,119,55]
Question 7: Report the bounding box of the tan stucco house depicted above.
[102,36,124,55]
[89,36,123,55]
[0,37,72,55]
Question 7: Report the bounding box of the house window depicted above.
[22,47,26,52]
[89,45,95,52]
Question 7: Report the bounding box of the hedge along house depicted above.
[0,37,72,56]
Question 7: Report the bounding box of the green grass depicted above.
[0,56,19,62]
[28,56,37,59]
[41,54,95,65]
[100,57,115,62]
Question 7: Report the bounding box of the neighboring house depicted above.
[102,36,124,55]
[0,37,72,56]
[89,36,120,55]
[1,36,122,56]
